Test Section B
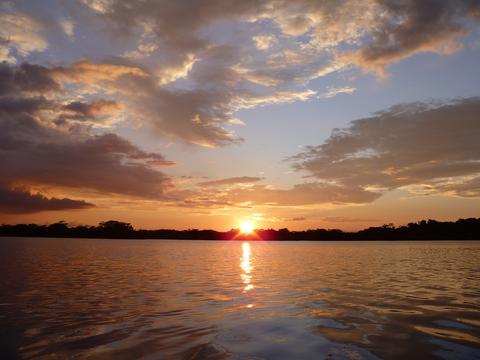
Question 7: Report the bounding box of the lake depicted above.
[0,238,479,359]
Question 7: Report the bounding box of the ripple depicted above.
[434,320,477,330]
[0,238,479,359]
[415,325,479,343]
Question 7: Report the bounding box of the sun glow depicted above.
[239,221,255,234]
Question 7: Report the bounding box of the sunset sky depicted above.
[1,0,480,230]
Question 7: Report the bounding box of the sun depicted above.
[239,221,255,234]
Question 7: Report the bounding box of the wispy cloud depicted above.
[198,176,264,187]
[319,86,356,99]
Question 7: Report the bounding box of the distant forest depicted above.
[1,218,480,240]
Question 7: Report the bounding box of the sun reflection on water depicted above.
[241,242,253,294]
[2,239,480,359]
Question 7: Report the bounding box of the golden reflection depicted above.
[415,325,479,343]
[241,242,254,293]
[241,242,252,273]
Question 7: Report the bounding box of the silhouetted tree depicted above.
[1,217,479,240]
[98,220,134,238]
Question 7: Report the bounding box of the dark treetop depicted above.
[1,218,480,240]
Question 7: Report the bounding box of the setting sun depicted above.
[239,221,255,234]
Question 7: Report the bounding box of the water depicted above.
[0,238,479,360]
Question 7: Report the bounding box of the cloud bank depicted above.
[1,1,479,217]
[0,61,173,213]
[292,97,480,199]
[0,187,93,214]
[3,0,477,147]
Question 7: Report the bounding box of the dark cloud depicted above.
[0,62,174,213]
[82,0,266,58]
[292,97,480,198]
[198,176,263,187]
[1,121,174,198]
[58,99,122,124]
[349,0,480,73]
[0,187,93,214]
[63,99,120,117]
[0,96,51,115]
[0,62,59,95]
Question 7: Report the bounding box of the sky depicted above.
[1,0,480,230]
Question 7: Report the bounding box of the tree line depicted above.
[0,218,479,240]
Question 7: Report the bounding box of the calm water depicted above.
[0,238,479,360]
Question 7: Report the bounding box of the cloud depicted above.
[322,216,378,223]
[46,55,244,146]
[198,176,263,187]
[412,175,480,198]
[59,99,122,124]
[60,19,75,39]
[441,175,480,197]
[81,0,114,14]
[173,182,380,208]
[72,1,480,147]
[319,86,356,99]
[81,0,265,50]
[348,0,480,75]
[233,89,317,109]
[226,183,381,206]
[63,99,119,116]
[253,35,276,50]
[0,11,47,63]
[51,61,147,84]
[8,1,476,148]
[121,44,308,146]
[1,125,174,198]
[126,71,244,147]
[0,62,174,213]
[80,0,266,81]
[0,187,93,214]
[268,0,480,75]
[1,0,479,217]
[0,62,59,95]
[171,175,382,209]
[0,96,51,115]
[292,97,480,199]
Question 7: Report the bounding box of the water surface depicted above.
[0,238,479,359]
